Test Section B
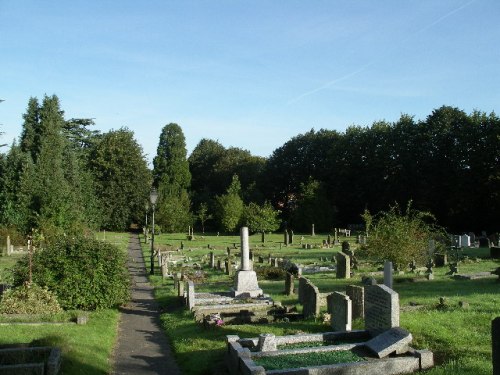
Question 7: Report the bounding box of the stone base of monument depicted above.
[226,328,434,375]
[0,346,61,375]
[232,270,263,298]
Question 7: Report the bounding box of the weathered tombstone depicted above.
[257,333,277,352]
[364,284,400,335]
[302,280,320,318]
[210,252,215,268]
[479,237,491,248]
[289,230,294,245]
[174,272,181,290]
[312,224,315,236]
[161,262,168,278]
[346,285,365,319]
[384,261,393,289]
[285,272,294,295]
[493,317,500,375]
[327,292,352,332]
[434,253,448,267]
[298,277,308,304]
[284,230,289,246]
[341,241,350,252]
[225,260,232,275]
[365,327,413,358]
[335,252,351,279]
[460,234,471,248]
[178,279,185,298]
[187,280,195,310]
[232,227,263,298]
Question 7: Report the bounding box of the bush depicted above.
[0,283,63,314]
[255,266,286,280]
[13,236,130,310]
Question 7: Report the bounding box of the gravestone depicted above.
[364,284,400,335]
[479,237,491,248]
[161,262,168,278]
[460,234,471,248]
[217,259,222,271]
[312,224,315,236]
[327,292,352,332]
[469,232,476,244]
[187,280,195,310]
[346,285,365,319]
[336,251,351,279]
[174,272,181,290]
[341,241,350,252]
[434,253,448,267]
[284,230,289,246]
[289,230,294,245]
[210,252,215,268]
[298,277,308,304]
[225,260,232,275]
[365,327,413,358]
[493,317,500,375]
[178,279,185,298]
[285,272,294,295]
[273,258,279,267]
[232,227,263,298]
[302,280,320,318]
[384,261,393,289]
[258,333,277,352]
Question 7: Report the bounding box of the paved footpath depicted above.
[112,233,181,375]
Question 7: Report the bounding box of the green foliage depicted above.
[255,266,286,280]
[254,350,362,370]
[361,202,446,269]
[13,235,130,310]
[153,123,192,232]
[90,128,151,230]
[196,202,212,233]
[244,201,280,233]
[0,283,63,314]
[215,175,244,232]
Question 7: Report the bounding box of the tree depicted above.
[90,128,151,230]
[153,123,192,232]
[361,202,446,270]
[215,175,244,232]
[196,202,212,233]
[243,201,281,235]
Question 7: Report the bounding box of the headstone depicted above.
[233,227,263,298]
[365,327,412,358]
[187,280,195,309]
[335,252,351,279]
[273,258,279,267]
[312,224,315,236]
[434,253,448,267]
[210,252,215,268]
[225,260,232,275]
[327,292,352,332]
[257,333,277,352]
[285,272,294,295]
[161,263,168,278]
[460,234,471,248]
[364,284,400,335]
[302,280,320,318]
[346,285,365,319]
[174,272,181,290]
[178,279,185,298]
[284,230,289,246]
[384,261,393,289]
[341,241,350,252]
[469,232,476,244]
[479,237,491,248]
[289,230,294,245]
[298,277,308,304]
[493,317,500,375]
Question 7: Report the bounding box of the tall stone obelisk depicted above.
[232,227,263,298]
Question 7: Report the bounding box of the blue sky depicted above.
[1,0,499,163]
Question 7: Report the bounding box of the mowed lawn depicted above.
[0,232,130,375]
[145,231,499,375]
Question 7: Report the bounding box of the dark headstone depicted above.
[493,317,500,375]
[285,272,294,295]
[341,241,350,252]
[346,285,365,319]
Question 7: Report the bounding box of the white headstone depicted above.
[460,234,471,248]
[383,261,393,289]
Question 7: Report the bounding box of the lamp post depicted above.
[149,188,158,275]
[144,202,149,244]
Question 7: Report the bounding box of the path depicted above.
[112,233,181,375]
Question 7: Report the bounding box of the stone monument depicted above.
[232,227,263,298]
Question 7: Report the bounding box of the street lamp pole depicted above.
[149,188,158,275]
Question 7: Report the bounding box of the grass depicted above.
[0,231,131,374]
[254,350,363,370]
[144,231,499,375]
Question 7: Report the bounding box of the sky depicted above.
[1,0,499,164]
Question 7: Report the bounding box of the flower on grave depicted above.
[216,318,224,326]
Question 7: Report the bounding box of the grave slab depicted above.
[365,327,413,358]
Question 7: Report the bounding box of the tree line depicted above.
[1,96,499,239]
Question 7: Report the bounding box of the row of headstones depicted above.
[298,276,398,335]
[452,233,500,248]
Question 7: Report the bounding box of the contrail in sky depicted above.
[287,0,477,106]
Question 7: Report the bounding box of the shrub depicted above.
[0,283,63,314]
[13,235,130,310]
[255,266,286,280]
